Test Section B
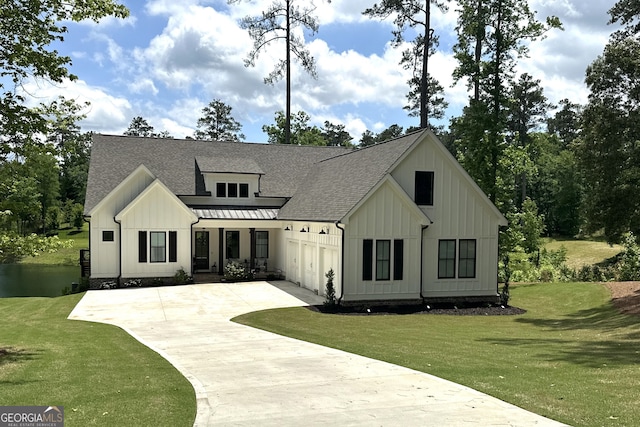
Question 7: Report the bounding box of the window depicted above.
[216,182,226,197]
[102,230,114,242]
[438,239,456,279]
[228,183,238,198]
[240,183,249,198]
[138,231,147,262]
[255,231,268,258]
[362,239,373,281]
[169,231,177,263]
[393,239,404,280]
[376,240,390,280]
[415,171,434,205]
[150,232,166,263]
[458,239,476,278]
[226,230,239,259]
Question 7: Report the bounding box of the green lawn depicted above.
[233,282,640,427]
[20,225,89,266]
[0,294,196,426]
[543,237,622,270]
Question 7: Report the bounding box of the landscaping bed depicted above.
[310,302,526,316]
[606,281,640,316]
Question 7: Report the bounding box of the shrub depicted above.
[324,269,337,309]
[122,278,142,288]
[174,267,192,285]
[224,261,250,282]
[619,232,640,281]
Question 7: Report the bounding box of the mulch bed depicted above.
[307,303,526,316]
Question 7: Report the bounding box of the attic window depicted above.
[415,171,434,205]
[216,183,226,197]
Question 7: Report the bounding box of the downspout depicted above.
[113,216,122,285]
[83,215,91,281]
[190,218,200,276]
[420,224,430,302]
[335,221,345,304]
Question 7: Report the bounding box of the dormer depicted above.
[195,156,264,203]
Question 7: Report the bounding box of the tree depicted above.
[321,121,353,147]
[363,0,448,128]
[262,110,326,145]
[0,0,129,139]
[194,100,244,142]
[506,73,550,204]
[230,0,327,145]
[452,0,561,205]
[358,124,405,147]
[125,116,155,137]
[546,98,582,148]
[579,36,640,242]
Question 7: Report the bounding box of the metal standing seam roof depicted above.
[192,208,280,220]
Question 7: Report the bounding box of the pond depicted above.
[0,264,81,297]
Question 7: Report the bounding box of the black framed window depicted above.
[255,231,268,258]
[376,240,391,280]
[393,239,404,280]
[458,239,476,278]
[239,183,249,198]
[138,231,147,263]
[169,231,177,263]
[216,182,226,197]
[226,230,240,259]
[150,231,166,263]
[362,239,373,281]
[415,171,434,205]
[102,230,114,242]
[228,183,238,197]
[438,239,456,279]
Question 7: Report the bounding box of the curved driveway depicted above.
[69,281,566,426]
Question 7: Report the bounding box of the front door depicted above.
[195,231,209,271]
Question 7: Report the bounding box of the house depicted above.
[84,129,507,304]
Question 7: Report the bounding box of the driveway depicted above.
[69,281,566,426]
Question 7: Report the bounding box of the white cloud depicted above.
[20,79,132,134]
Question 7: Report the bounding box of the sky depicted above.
[22,0,620,143]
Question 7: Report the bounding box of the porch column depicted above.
[218,228,224,272]
[249,228,256,271]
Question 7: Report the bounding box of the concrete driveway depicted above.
[69,281,566,426]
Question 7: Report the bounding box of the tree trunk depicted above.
[285,0,292,145]
[420,0,431,129]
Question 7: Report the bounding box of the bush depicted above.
[324,269,337,309]
[619,232,640,281]
[224,261,250,282]
[174,267,192,285]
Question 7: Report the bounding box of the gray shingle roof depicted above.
[85,135,349,213]
[277,131,424,222]
[195,156,264,175]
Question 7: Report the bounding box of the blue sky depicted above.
[25,0,618,143]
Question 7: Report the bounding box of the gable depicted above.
[390,130,507,227]
[343,175,431,228]
[87,164,155,216]
[115,179,198,226]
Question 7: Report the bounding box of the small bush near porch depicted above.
[233,282,640,427]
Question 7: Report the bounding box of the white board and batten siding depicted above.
[342,178,427,302]
[392,132,506,298]
[88,166,155,278]
[116,181,197,278]
[280,223,341,297]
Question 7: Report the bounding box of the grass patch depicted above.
[0,294,195,426]
[20,225,89,266]
[543,237,622,269]
[233,282,640,427]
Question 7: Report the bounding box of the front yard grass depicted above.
[0,294,195,426]
[233,282,640,427]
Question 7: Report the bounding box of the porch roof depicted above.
[192,207,279,220]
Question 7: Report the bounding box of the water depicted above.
[0,264,81,297]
